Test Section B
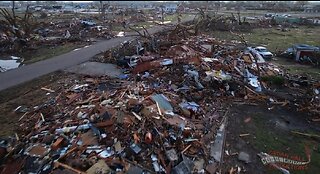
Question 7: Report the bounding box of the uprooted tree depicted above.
[126,8,253,54]
[165,8,253,42]
[0,1,38,52]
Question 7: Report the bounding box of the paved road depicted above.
[0,16,195,91]
[0,36,136,91]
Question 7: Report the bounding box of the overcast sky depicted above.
[68,1,320,2]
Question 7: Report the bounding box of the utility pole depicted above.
[206,1,208,13]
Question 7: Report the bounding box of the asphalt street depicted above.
[0,16,195,91]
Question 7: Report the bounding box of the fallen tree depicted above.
[156,9,254,43]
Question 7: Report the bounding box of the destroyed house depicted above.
[52,5,63,10]
[29,5,43,11]
[63,5,75,12]
[304,5,320,13]
[292,44,320,61]
[163,3,178,13]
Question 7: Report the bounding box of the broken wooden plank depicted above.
[132,111,142,121]
[41,87,55,93]
[54,161,86,174]
[291,131,320,139]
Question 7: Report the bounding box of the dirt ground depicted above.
[223,102,320,174]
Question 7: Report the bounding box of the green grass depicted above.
[164,14,176,21]
[249,113,320,174]
[164,14,191,22]
[133,21,154,29]
[23,43,85,64]
[218,10,269,17]
[112,25,131,32]
[283,64,320,79]
[271,58,320,80]
[261,75,285,86]
[207,26,320,53]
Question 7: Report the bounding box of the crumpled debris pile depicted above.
[126,34,320,116]
[0,18,116,54]
[1,34,319,174]
[36,19,116,40]
[35,19,116,41]
[0,73,226,173]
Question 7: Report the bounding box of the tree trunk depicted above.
[12,1,15,18]
[99,1,103,20]
[161,7,164,24]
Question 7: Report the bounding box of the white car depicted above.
[80,19,96,26]
[248,46,273,60]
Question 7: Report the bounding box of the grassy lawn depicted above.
[270,57,320,80]
[249,112,320,174]
[132,21,154,29]
[244,26,320,52]
[164,14,176,21]
[164,13,191,21]
[217,10,317,17]
[218,10,268,17]
[207,26,320,53]
[22,42,87,64]
[228,104,320,174]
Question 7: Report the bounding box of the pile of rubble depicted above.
[0,16,117,54]
[44,19,116,39]
[1,34,319,174]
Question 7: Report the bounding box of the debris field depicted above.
[0,33,319,174]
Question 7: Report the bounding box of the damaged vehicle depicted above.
[80,19,96,27]
[247,46,274,60]
[280,44,320,63]
[117,55,141,68]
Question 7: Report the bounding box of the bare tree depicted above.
[12,1,16,17]
[295,1,309,8]
[205,1,209,13]
[293,1,309,11]
[0,1,38,51]
[214,1,221,13]
[159,4,165,24]
[99,1,103,19]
